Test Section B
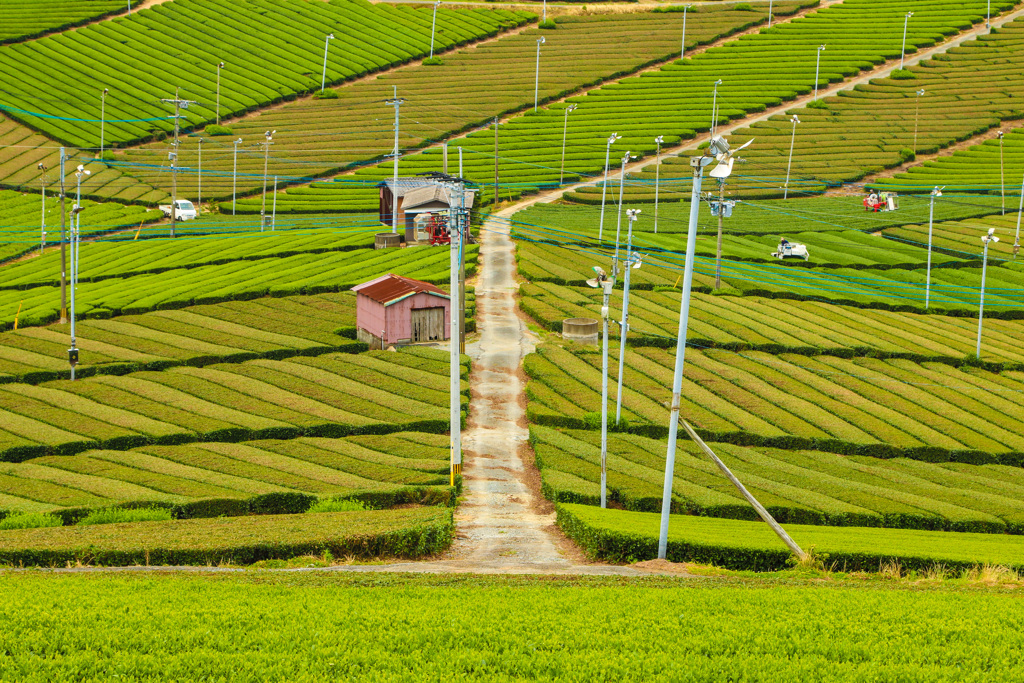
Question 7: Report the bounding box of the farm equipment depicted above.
[863,191,899,212]
[425,214,451,246]
[772,239,809,261]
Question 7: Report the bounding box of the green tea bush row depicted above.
[0,1,128,44]
[532,427,1024,534]
[518,280,1024,367]
[524,344,1024,466]
[0,508,455,567]
[557,503,1024,572]
[0,0,531,148]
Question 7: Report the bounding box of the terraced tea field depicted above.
[520,281,1024,364]
[559,503,1024,571]
[0,430,451,516]
[118,4,787,203]
[283,0,1008,214]
[0,188,162,263]
[0,347,469,461]
[514,233,1024,314]
[527,344,1024,459]
[609,15,1024,202]
[0,0,129,44]
[0,0,530,147]
[535,428,1024,533]
[0,242,475,330]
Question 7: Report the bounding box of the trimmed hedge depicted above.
[0,507,454,567]
[557,503,1024,573]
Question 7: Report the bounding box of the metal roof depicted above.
[377,178,435,197]
[352,273,450,306]
[402,185,476,211]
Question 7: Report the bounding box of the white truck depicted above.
[159,199,198,220]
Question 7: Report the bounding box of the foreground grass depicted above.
[0,571,1021,681]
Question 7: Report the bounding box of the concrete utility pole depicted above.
[448,176,466,486]
[216,61,225,124]
[560,103,577,185]
[197,137,203,214]
[493,117,500,207]
[161,88,198,239]
[59,147,67,323]
[654,135,663,233]
[260,130,275,231]
[615,209,641,425]
[37,163,47,255]
[715,178,725,289]
[100,88,108,157]
[385,87,404,235]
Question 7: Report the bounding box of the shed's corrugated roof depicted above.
[377,178,434,197]
[402,185,476,210]
[352,273,450,306]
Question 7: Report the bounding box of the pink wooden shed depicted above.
[352,274,451,349]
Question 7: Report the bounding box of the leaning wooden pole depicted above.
[681,420,807,560]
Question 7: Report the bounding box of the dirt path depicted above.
[321,207,640,575]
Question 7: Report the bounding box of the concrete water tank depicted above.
[375,232,402,249]
[562,318,599,346]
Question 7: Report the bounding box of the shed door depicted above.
[411,307,445,342]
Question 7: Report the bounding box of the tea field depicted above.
[119,4,787,203]
[279,0,1008,214]
[534,427,1024,533]
[559,503,1024,571]
[0,572,1023,681]
[0,0,530,148]
[1,0,129,44]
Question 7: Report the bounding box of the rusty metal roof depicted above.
[352,273,450,306]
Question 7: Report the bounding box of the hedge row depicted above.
[518,294,1024,373]
[0,507,454,567]
[0,340,366,387]
[0,485,457,527]
[528,398,1024,466]
[556,503,1024,573]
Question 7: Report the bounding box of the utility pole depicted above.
[449,176,465,486]
[615,209,641,425]
[585,266,615,508]
[493,117,500,207]
[37,163,47,256]
[385,87,404,235]
[100,88,108,157]
[59,147,67,324]
[612,150,633,279]
[161,88,198,239]
[197,137,203,215]
[714,178,725,289]
[654,135,663,234]
[272,176,278,231]
[925,186,942,309]
[260,130,275,231]
[978,228,1000,358]
[459,186,467,353]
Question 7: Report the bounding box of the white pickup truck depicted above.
[159,199,198,220]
